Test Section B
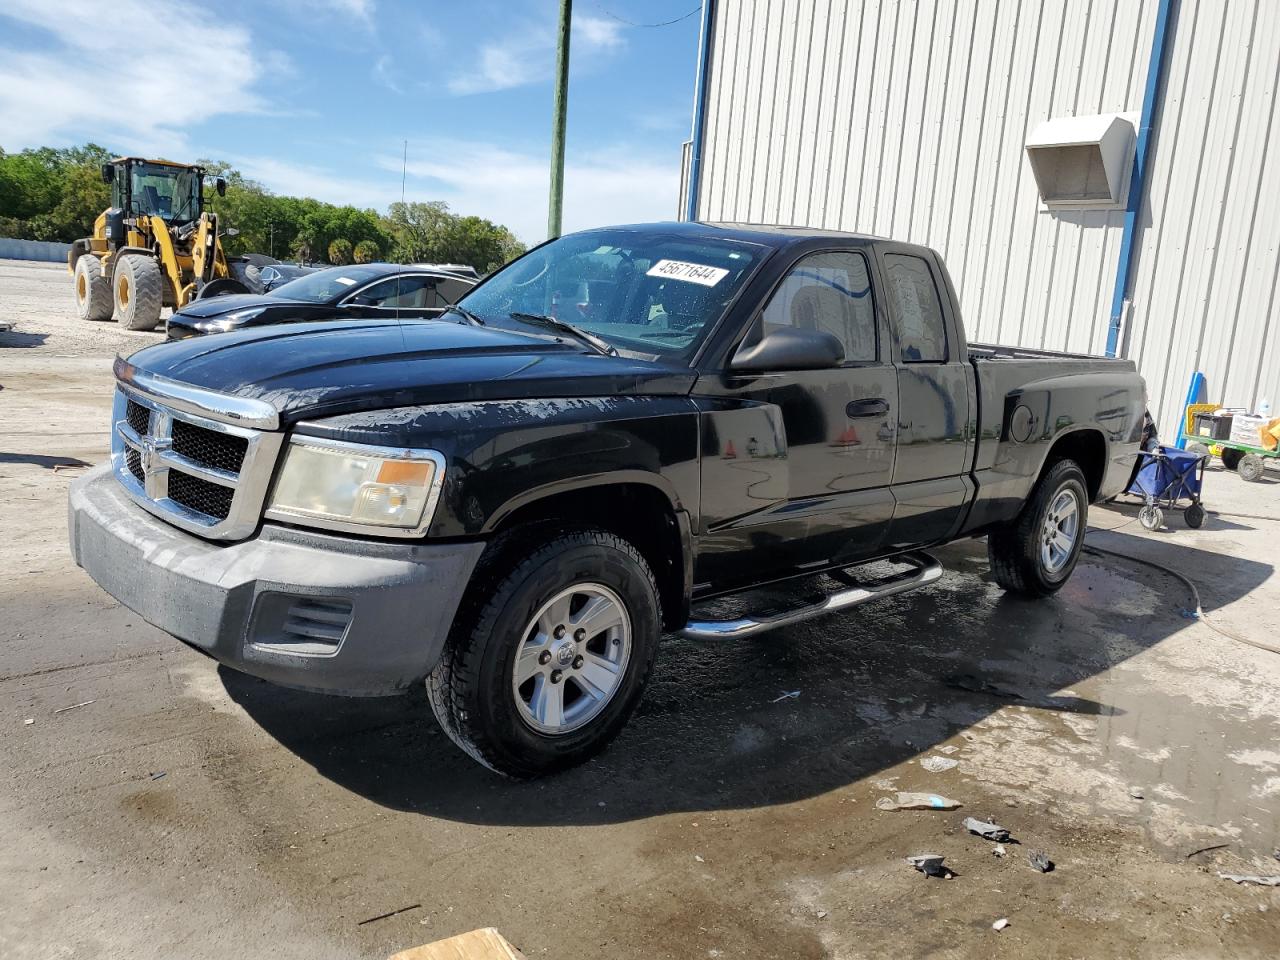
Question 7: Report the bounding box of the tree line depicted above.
[0,143,526,273]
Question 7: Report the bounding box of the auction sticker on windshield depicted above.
[646,259,729,287]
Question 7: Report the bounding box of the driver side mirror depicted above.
[215,177,227,197]
[730,327,845,372]
[100,164,114,185]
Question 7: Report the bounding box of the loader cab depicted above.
[100,158,223,226]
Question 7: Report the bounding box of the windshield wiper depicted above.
[508,312,617,357]
[445,304,485,326]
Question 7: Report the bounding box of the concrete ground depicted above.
[2,258,1279,959]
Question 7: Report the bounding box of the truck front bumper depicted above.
[68,464,485,696]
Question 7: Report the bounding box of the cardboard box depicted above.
[1229,414,1266,446]
[389,928,528,960]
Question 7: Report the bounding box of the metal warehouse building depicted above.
[679,0,1280,435]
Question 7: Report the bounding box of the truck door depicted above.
[695,249,898,588]
[877,249,974,549]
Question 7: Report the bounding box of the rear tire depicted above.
[1238,453,1266,483]
[988,459,1089,597]
[1220,447,1244,471]
[1184,503,1205,528]
[73,255,112,321]
[427,526,661,778]
[114,254,163,331]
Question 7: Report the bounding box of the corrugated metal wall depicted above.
[693,0,1280,432]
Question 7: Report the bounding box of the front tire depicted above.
[114,254,164,331]
[427,526,661,778]
[74,255,113,321]
[988,459,1089,597]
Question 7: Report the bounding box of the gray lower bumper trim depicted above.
[68,464,484,695]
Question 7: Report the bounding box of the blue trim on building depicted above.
[1106,0,1177,358]
[684,1,716,223]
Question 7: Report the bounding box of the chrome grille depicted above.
[171,419,248,473]
[110,385,283,540]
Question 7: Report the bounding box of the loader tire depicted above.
[74,255,113,321]
[114,255,163,331]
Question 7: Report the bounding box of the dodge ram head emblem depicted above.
[139,425,171,499]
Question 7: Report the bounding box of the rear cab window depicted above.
[883,253,948,362]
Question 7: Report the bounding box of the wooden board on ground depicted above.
[389,927,528,960]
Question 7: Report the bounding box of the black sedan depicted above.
[166,263,476,339]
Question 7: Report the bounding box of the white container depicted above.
[1230,414,1266,446]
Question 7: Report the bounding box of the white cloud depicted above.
[228,139,680,243]
[372,54,404,95]
[313,0,375,22]
[380,138,679,241]
[0,0,265,155]
[574,14,625,50]
[447,13,627,96]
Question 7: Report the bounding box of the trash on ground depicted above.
[963,816,1012,842]
[993,844,1007,858]
[23,718,34,725]
[150,771,166,781]
[357,903,422,926]
[1184,842,1231,859]
[1027,850,1054,873]
[771,690,801,703]
[1128,786,1144,799]
[906,854,951,878]
[992,918,1009,931]
[877,792,962,811]
[388,926,525,959]
[694,854,705,863]
[53,699,97,714]
[1218,872,1280,887]
[944,673,1025,699]
[921,756,959,773]
[938,745,960,755]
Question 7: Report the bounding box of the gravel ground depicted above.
[2,259,1279,959]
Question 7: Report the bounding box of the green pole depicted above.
[547,0,572,239]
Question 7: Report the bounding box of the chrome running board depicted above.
[677,551,943,641]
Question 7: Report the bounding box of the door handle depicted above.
[846,398,890,418]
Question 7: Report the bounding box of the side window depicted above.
[353,276,435,308]
[759,251,877,362]
[883,254,948,362]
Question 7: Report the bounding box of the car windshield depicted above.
[267,265,387,303]
[129,163,201,223]
[455,229,764,359]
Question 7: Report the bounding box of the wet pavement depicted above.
[3,259,1280,958]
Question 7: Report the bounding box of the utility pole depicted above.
[547,0,572,239]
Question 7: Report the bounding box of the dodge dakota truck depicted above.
[69,222,1145,777]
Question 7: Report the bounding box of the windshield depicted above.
[267,265,387,303]
[128,163,201,222]
[456,229,764,358]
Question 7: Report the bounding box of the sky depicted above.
[0,0,703,242]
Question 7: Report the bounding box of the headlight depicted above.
[201,308,265,332]
[265,437,445,535]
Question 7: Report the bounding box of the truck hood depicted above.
[121,319,696,425]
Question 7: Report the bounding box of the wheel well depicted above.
[493,484,688,630]
[1045,429,1105,501]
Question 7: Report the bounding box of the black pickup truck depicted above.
[69,222,1145,777]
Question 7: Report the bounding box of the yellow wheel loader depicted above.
[68,158,256,331]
